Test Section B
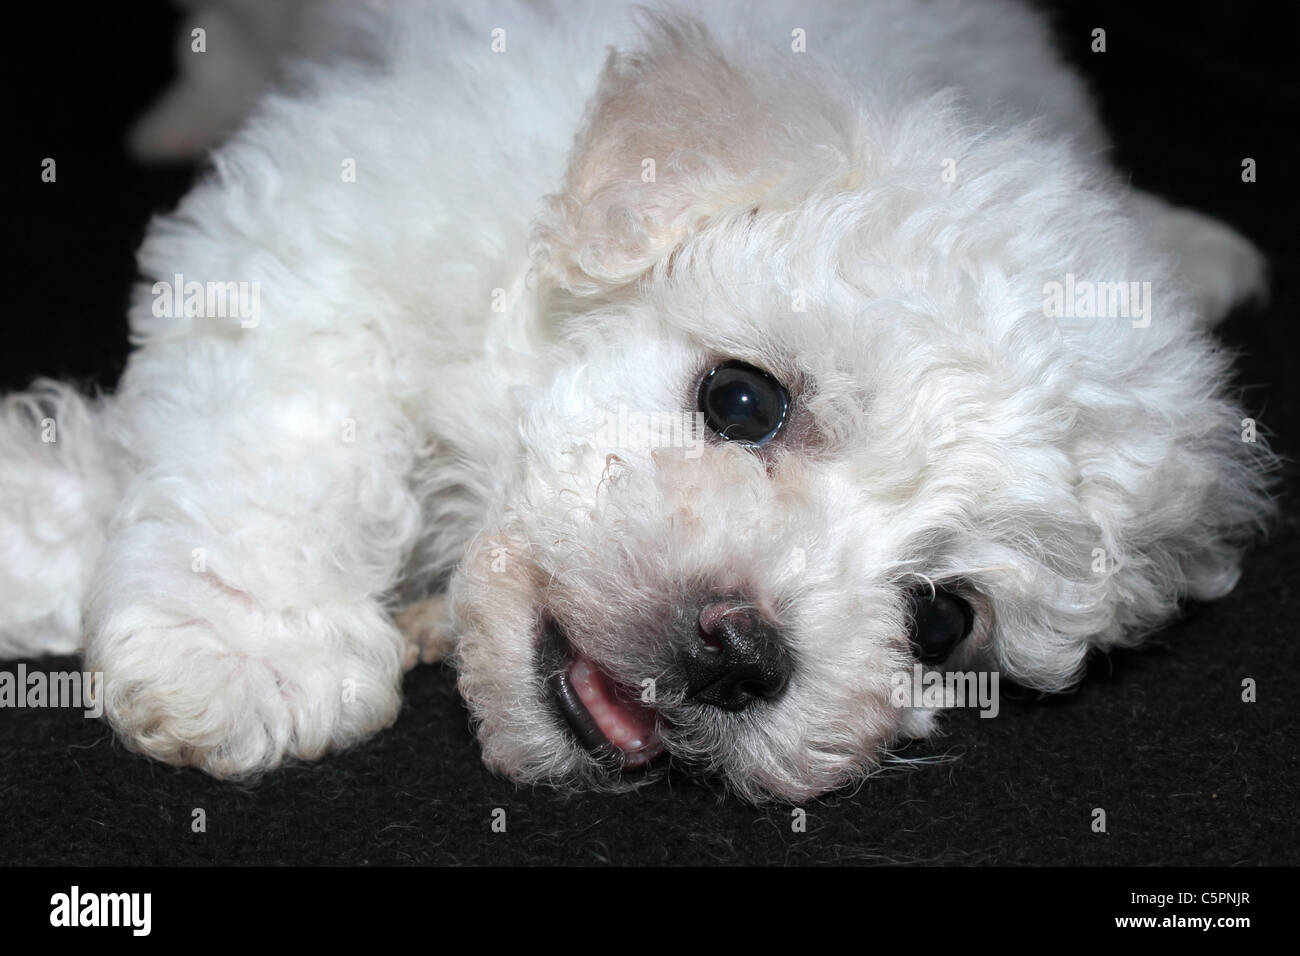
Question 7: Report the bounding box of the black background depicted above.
[1,1,1296,866]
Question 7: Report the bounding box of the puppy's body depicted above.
[0,0,1270,799]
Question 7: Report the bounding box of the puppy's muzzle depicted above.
[679,599,793,711]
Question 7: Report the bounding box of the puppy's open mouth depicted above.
[542,615,666,769]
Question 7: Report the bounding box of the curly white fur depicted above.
[0,0,1274,801]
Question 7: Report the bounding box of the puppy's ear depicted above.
[532,16,796,296]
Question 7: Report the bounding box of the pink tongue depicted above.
[569,656,664,767]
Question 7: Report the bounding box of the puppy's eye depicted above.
[698,360,790,446]
[907,587,974,664]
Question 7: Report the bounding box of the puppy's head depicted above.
[451,16,1270,801]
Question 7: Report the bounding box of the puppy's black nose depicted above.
[680,600,792,711]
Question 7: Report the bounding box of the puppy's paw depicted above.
[395,595,456,671]
[87,592,404,778]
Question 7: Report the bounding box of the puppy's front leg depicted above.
[83,366,423,778]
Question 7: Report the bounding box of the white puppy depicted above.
[0,0,1273,801]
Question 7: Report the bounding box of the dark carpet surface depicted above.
[1,1,1296,866]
